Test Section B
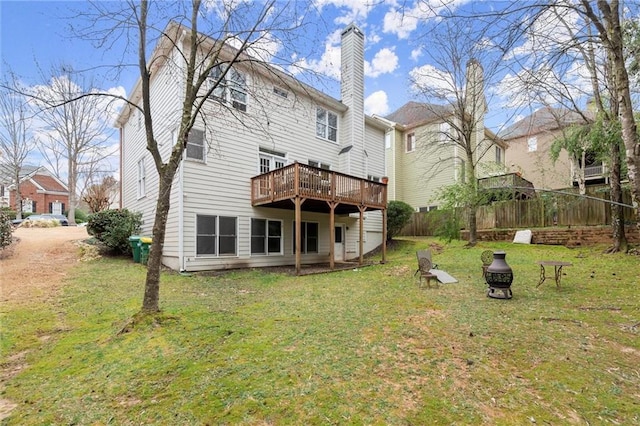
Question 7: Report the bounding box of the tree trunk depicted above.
[594,0,640,223]
[578,151,586,195]
[467,205,477,246]
[142,166,177,312]
[608,139,627,253]
[68,157,77,225]
[14,171,22,219]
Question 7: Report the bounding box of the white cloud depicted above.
[367,32,381,45]
[314,0,375,25]
[409,64,457,99]
[227,31,282,63]
[383,8,419,39]
[364,90,389,116]
[365,47,398,78]
[507,6,581,60]
[289,33,342,79]
[290,31,400,80]
[382,0,474,39]
[410,47,422,61]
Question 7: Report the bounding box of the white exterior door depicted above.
[334,225,345,262]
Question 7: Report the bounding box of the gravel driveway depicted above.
[0,226,89,305]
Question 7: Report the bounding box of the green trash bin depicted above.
[139,237,152,265]
[129,235,141,263]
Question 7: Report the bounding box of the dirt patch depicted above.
[0,226,89,305]
[0,226,89,421]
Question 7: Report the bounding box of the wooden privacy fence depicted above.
[399,189,637,236]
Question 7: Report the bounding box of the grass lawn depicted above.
[1,237,639,424]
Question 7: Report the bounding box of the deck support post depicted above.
[294,197,306,275]
[358,206,366,265]
[381,207,387,264]
[328,201,338,270]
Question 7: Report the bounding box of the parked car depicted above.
[22,214,69,226]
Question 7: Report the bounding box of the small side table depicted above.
[536,261,572,288]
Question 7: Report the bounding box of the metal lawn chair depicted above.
[415,250,438,287]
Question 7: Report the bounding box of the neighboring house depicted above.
[381,98,505,212]
[0,164,70,214]
[117,23,388,273]
[501,106,602,190]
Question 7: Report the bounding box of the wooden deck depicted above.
[251,162,387,213]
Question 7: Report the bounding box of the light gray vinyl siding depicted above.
[122,36,386,271]
[121,48,182,236]
[365,125,385,179]
[393,122,457,210]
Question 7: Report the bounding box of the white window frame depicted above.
[259,147,287,174]
[384,132,391,149]
[22,198,33,213]
[316,107,338,142]
[208,64,247,112]
[527,137,537,152]
[251,218,283,255]
[439,122,451,144]
[273,87,288,98]
[186,129,206,162]
[137,157,146,199]
[195,214,238,257]
[495,146,502,164]
[292,221,319,254]
[406,132,416,152]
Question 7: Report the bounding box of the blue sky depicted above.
[3,1,632,141]
[0,0,504,124]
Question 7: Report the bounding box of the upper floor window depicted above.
[439,122,450,144]
[527,137,537,152]
[406,133,416,152]
[495,146,503,164]
[316,107,337,142]
[273,87,288,98]
[137,157,146,199]
[186,129,205,161]
[208,64,247,112]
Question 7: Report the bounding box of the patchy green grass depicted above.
[2,238,639,424]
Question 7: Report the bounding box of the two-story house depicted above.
[380,61,505,212]
[381,65,505,212]
[117,23,388,273]
[0,164,70,215]
[501,106,602,190]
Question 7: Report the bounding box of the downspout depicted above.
[119,127,124,208]
[179,161,185,271]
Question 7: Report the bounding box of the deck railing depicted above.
[251,162,387,209]
[584,164,605,178]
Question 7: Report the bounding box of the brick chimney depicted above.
[340,24,365,177]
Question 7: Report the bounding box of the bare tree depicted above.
[30,66,117,224]
[440,1,635,250]
[578,0,640,233]
[0,75,36,219]
[408,18,506,245]
[492,2,632,250]
[83,175,118,213]
[72,0,318,313]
